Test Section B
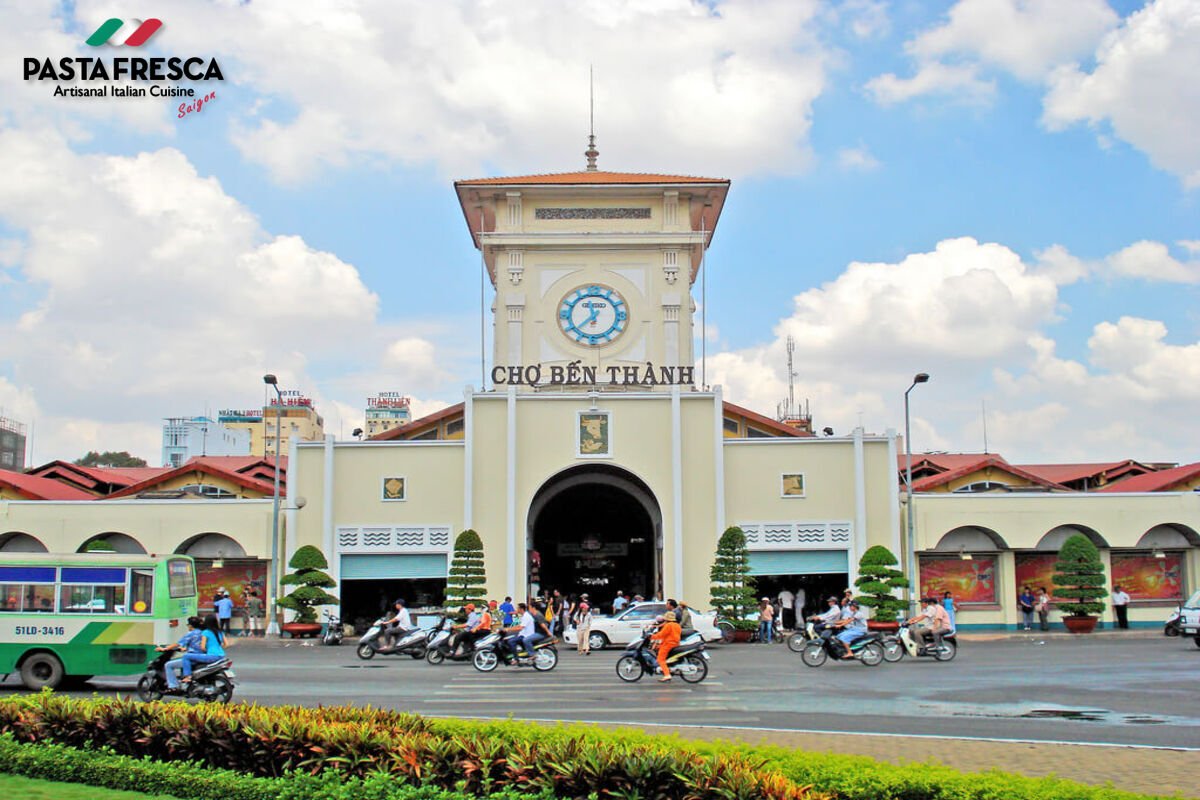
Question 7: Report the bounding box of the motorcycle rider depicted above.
[906,596,952,652]
[832,599,868,659]
[449,604,479,655]
[650,611,682,682]
[808,596,842,637]
[156,615,203,692]
[457,603,492,655]
[666,599,693,632]
[381,599,412,650]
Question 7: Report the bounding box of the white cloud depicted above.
[867,0,1117,105]
[1043,0,1200,188]
[827,0,890,39]
[836,144,881,171]
[710,237,1200,462]
[0,128,466,462]
[1105,240,1200,284]
[76,0,831,182]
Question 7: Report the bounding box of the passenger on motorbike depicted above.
[156,615,203,691]
[449,604,478,655]
[458,604,492,655]
[650,611,682,682]
[503,602,550,660]
[832,599,868,659]
[905,597,952,651]
[381,599,412,649]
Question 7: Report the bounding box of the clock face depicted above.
[559,285,628,346]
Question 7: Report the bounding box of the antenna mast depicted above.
[585,65,599,171]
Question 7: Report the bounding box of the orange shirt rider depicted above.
[650,611,682,682]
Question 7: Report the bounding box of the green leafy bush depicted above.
[278,544,338,623]
[854,545,909,622]
[445,529,487,607]
[1052,534,1107,617]
[709,526,758,622]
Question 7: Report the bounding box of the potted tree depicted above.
[709,526,758,642]
[855,545,909,631]
[445,529,487,607]
[278,545,339,638]
[1052,534,1107,634]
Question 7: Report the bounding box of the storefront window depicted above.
[919,556,997,603]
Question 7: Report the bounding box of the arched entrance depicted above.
[527,465,662,610]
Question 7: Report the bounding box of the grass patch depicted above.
[0,772,180,799]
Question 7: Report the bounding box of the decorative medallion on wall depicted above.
[781,473,806,498]
[577,411,611,457]
[381,476,406,501]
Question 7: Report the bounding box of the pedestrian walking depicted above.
[758,597,775,643]
[1036,586,1051,631]
[1112,584,1130,629]
[574,601,592,655]
[499,596,515,627]
[612,590,628,615]
[215,590,234,636]
[1018,585,1036,631]
[942,591,959,630]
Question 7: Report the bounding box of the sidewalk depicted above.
[955,628,1162,642]
[597,723,1200,798]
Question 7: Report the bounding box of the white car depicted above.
[563,602,722,650]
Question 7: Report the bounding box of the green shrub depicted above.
[854,545,909,621]
[278,545,339,623]
[1052,534,1107,617]
[445,529,487,607]
[709,526,758,622]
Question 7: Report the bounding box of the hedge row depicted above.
[0,735,552,800]
[0,694,820,800]
[424,719,1174,800]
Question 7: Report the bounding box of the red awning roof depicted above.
[908,456,1068,492]
[0,472,96,500]
[104,456,281,499]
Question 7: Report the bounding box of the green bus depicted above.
[0,552,198,689]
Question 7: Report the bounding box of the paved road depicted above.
[6,632,1197,749]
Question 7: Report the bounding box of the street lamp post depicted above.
[904,372,930,613]
[263,373,283,636]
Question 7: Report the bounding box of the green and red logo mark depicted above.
[86,18,163,47]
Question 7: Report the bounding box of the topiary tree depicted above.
[278,545,338,624]
[709,526,758,628]
[445,529,486,607]
[85,539,116,553]
[854,545,910,623]
[1052,534,1107,618]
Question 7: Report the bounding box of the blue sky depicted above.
[0,0,1197,466]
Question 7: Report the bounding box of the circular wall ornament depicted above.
[558,285,628,346]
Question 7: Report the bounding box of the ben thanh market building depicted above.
[2,152,1199,630]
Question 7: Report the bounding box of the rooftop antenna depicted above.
[981,398,989,454]
[585,65,599,171]
[786,335,796,416]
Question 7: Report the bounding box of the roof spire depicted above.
[585,65,599,171]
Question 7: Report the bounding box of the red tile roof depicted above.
[1017,460,1151,486]
[455,171,728,186]
[0,472,96,500]
[1096,462,1200,493]
[103,457,281,499]
[723,401,809,438]
[898,453,1008,473]
[908,456,1068,493]
[370,403,464,441]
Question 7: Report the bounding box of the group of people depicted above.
[208,586,265,637]
[157,613,227,691]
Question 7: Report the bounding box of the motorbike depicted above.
[786,621,823,653]
[471,631,559,672]
[1165,607,1181,637]
[356,617,429,660]
[892,623,957,662]
[136,648,236,703]
[425,617,484,664]
[615,630,709,683]
[323,609,344,646]
[800,630,884,667]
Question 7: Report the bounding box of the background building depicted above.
[220,395,324,458]
[161,416,252,467]
[0,415,27,472]
[365,393,411,437]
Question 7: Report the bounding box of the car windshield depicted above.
[1185,590,1200,609]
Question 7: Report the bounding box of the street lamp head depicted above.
[263,374,278,386]
[913,373,929,384]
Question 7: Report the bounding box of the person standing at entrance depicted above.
[245,590,263,637]
[574,602,592,655]
[758,598,775,644]
[1017,586,1036,631]
[1112,585,1131,629]
[215,591,234,636]
[499,596,515,627]
[612,591,628,615]
[1036,587,1051,631]
[793,585,807,628]
[778,588,795,631]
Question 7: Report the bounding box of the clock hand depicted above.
[585,307,600,326]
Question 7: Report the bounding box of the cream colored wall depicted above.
[912,491,1200,627]
[0,498,273,556]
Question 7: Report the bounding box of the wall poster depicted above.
[1014,553,1061,601]
[1111,553,1184,600]
[919,556,997,603]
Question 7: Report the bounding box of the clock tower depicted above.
[454,150,729,391]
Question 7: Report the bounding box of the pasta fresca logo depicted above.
[85,17,164,47]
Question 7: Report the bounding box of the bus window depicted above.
[130,569,154,614]
[167,559,196,599]
[60,584,127,613]
[1,584,20,612]
[25,584,55,613]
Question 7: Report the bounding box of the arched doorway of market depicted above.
[528,464,661,613]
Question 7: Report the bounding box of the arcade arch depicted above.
[77,532,146,554]
[0,531,48,553]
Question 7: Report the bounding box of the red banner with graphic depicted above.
[919,556,997,603]
[195,560,267,614]
[1111,553,1183,600]
[1014,553,1060,601]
